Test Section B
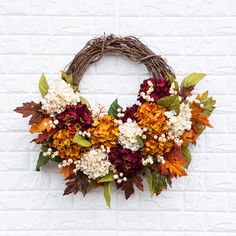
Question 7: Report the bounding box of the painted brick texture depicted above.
[0,0,235,235]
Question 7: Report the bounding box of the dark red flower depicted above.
[56,102,93,131]
[108,146,143,177]
[121,104,139,122]
[138,77,171,103]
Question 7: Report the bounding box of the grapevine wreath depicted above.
[15,35,216,207]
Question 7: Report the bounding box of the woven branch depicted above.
[64,34,175,85]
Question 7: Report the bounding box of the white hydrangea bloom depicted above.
[165,102,192,145]
[41,80,79,114]
[76,149,111,179]
[118,118,144,151]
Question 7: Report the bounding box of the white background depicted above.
[0,0,236,235]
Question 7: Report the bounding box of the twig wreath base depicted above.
[14,34,216,207]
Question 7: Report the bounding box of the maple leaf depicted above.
[121,179,135,199]
[60,165,75,178]
[33,128,58,144]
[29,118,51,134]
[191,103,213,133]
[14,101,46,125]
[162,160,187,178]
[181,130,198,146]
[133,176,144,191]
[160,147,187,178]
[63,173,89,196]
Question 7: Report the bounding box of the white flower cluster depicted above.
[78,130,91,138]
[165,102,192,145]
[139,80,155,102]
[41,80,79,115]
[142,155,154,166]
[118,118,144,151]
[169,82,178,95]
[73,148,111,179]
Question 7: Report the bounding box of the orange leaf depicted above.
[191,103,213,131]
[181,130,198,146]
[60,165,75,178]
[164,160,187,178]
[29,118,51,134]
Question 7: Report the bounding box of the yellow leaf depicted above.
[164,160,187,178]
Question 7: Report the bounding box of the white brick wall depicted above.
[0,0,235,235]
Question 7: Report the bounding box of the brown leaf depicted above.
[64,173,89,197]
[179,86,194,98]
[33,128,58,144]
[133,176,144,191]
[121,179,134,199]
[14,101,46,125]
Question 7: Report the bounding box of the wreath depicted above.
[14,35,216,207]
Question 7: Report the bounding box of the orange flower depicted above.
[143,137,174,156]
[52,127,84,160]
[88,114,118,148]
[135,102,169,136]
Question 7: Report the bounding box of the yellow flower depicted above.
[52,127,84,160]
[135,102,169,136]
[88,114,118,148]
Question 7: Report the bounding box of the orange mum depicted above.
[135,102,169,136]
[52,127,84,160]
[88,114,119,148]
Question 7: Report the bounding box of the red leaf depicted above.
[33,128,58,144]
[121,179,134,199]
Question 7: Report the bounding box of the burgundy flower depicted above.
[108,146,143,177]
[138,77,171,103]
[121,104,139,122]
[56,102,93,131]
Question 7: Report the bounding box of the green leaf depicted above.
[97,172,114,183]
[38,73,49,97]
[167,73,179,90]
[73,132,92,147]
[197,91,216,118]
[182,146,192,168]
[36,152,50,171]
[136,135,144,150]
[104,182,111,208]
[61,71,78,92]
[157,95,180,113]
[145,167,154,196]
[181,73,206,88]
[108,98,122,118]
[79,96,90,108]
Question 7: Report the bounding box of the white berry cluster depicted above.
[142,155,154,166]
[169,82,178,95]
[41,80,79,115]
[156,155,165,164]
[165,102,192,146]
[44,119,59,129]
[43,148,59,159]
[58,158,73,168]
[92,103,106,117]
[78,130,91,138]
[73,148,111,179]
[186,96,204,108]
[118,118,144,151]
[139,80,155,102]
[113,172,127,183]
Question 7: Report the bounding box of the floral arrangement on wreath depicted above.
[14,35,216,207]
